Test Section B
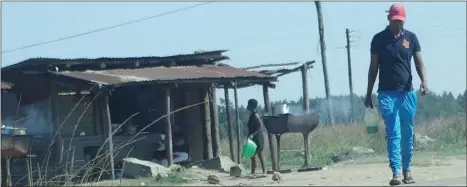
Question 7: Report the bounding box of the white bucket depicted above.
[275,104,290,114]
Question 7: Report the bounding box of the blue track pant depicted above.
[378,90,417,175]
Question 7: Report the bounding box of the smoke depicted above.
[2,99,53,135]
[284,96,358,125]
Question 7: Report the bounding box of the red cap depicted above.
[388,3,406,21]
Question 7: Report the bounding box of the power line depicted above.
[2,2,214,54]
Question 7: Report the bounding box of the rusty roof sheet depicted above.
[3,50,229,70]
[52,64,275,87]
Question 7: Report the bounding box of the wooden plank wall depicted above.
[182,86,205,162]
[57,94,95,137]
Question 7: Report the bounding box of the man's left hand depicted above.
[420,82,428,96]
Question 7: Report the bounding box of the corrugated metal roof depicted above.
[52,64,275,87]
[2,50,229,70]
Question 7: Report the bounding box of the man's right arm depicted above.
[367,36,380,96]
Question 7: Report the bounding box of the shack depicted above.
[1,50,277,185]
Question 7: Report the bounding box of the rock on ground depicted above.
[169,164,184,172]
[415,133,436,150]
[229,165,243,177]
[329,147,375,165]
[196,156,241,173]
[122,157,170,179]
[207,174,220,184]
[348,146,375,155]
[271,172,282,182]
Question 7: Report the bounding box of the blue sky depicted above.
[2,2,466,105]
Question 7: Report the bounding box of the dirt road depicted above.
[184,155,466,186]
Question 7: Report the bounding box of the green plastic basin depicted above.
[241,139,257,158]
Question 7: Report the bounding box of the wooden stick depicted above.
[243,62,302,70]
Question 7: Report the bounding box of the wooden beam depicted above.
[233,82,241,164]
[165,88,174,166]
[262,85,278,171]
[223,85,235,162]
[102,88,115,180]
[209,84,221,157]
[203,86,213,159]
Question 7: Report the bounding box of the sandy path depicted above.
[183,155,466,186]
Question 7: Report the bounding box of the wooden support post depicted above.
[49,77,63,176]
[223,86,235,162]
[233,83,241,164]
[203,87,213,159]
[301,64,310,113]
[210,85,221,158]
[91,91,101,135]
[262,85,278,171]
[102,88,115,180]
[300,63,312,168]
[165,88,174,166]
[4,158,11,187]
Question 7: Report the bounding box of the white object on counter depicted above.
[1,126,27,135]
[276,104,290,114]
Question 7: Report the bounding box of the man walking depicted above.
[364,3,428,186]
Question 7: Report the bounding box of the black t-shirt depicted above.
[371,27,421,92]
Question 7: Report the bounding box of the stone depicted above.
[271,172,282,182]
[196,156,240,173]
[415,133,435,150]
[207,174,220,184]
[122,157,170,179]
[348,147,375,155]
[229,165,243,177]
[168,164,183,172]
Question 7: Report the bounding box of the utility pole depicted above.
[346,28,355,124]
[314,1,335,124]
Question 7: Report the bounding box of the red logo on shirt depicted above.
[402,39,410,49]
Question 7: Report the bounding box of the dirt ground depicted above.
[182,155,467,186]
[82,154,466,186]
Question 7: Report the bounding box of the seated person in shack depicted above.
[152,124,189,167]
[246,99,266,175]
[114,120,138,136]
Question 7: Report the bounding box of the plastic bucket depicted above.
[241,139,257,158]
